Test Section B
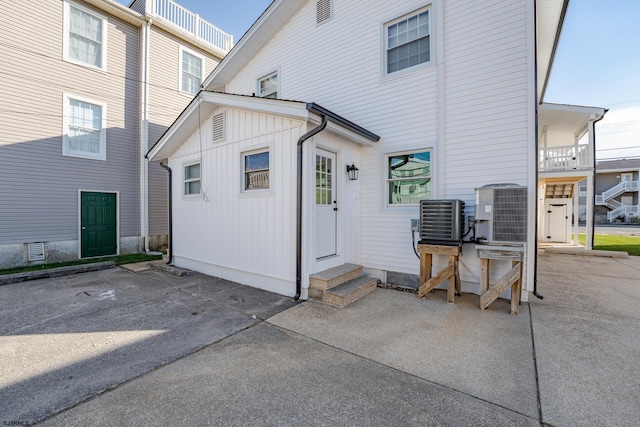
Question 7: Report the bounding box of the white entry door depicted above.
[545,204,567,243]
[315,149,337,259]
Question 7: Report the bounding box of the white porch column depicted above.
[573,182,579,245]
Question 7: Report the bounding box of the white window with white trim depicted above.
[63,1,107,70]
[257,71,278,99]
[387,150,432,205]
[180,46,205,95]
[578,186,587,197]
[242,149,270,192]
[184,162,201,196]
[384,6,431,75]
[63,94,107,160]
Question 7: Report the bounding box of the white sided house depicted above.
[148,0,606,301]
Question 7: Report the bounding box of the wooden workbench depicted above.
[417,244,461,303]
[476,245,524,315]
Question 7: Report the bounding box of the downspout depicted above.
[139,18,152,253]
[159,162,173,265]
[294,115,328,301]
[532,0,543,299]
[590,114,606,249]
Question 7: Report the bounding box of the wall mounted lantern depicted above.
[346,163,359,181]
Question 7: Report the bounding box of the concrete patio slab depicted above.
[39,323,539,427]
[268,288,539,419]
[532,253,640,426]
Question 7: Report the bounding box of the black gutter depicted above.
[159,162,173,265]
[294,115,328,301]
[307,103,380,142]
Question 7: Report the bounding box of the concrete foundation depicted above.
[149,234,168,252]
[0,236,143,269]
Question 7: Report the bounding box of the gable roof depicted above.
[204,0,570,99]
[146,91,379,161]
[596,159,640,172]
[202,0,306,91]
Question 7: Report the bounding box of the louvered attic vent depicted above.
[316,0,332,24]
[28,242,45,261]
[212,112,225,143]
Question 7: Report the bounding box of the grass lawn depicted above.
[578,234,640,256]
[0,253,163,276]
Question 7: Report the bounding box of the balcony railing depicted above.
[608,205,639,221]
[151,0,233,53]
[539,144,591,172]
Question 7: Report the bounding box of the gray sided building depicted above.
[0,0,230,268]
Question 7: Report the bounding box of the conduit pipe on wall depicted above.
[294,114,328,301]
[159,162,173,265]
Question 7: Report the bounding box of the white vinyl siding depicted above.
[180,46,204,95]
[217,0,533,287]
[385,7,431,74]
[63,1,107,70]
[258,71,278,99]
[184,162,201,196]
[62,94,107,160]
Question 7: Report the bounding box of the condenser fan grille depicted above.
[492,188,527,242]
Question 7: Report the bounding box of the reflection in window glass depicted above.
[244,151,270,190]
[388,151,431,204]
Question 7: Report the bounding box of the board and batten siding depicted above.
[147,27,221,238]
[225,0,440,277]
[168,108,305,295]
[0,1,140,245]
[221,0,534,288]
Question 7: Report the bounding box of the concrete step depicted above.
[309,276,377,308]
[309,263,362,291]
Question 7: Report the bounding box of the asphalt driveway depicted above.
[0,265,295,425]
[1,253,639,426]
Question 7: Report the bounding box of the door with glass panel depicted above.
[315,149,337,259]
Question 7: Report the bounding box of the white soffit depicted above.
[536,0,568,101]
[539,103,606,140]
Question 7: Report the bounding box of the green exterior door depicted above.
[81,192,117,258]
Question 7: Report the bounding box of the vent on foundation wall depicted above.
[28,242,45,261]
[212,112,225,143]
[316,0,332,24]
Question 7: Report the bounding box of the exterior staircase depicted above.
[309,263,377,308]
[595,180,639,221]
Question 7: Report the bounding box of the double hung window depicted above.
[385,7,431,74]
[180,47,204,95]
[184,163,201,196]
[64,1,107,70]
[63,94,106,160]
[243,150,270,191]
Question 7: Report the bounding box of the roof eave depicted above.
[202,0,307,90]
